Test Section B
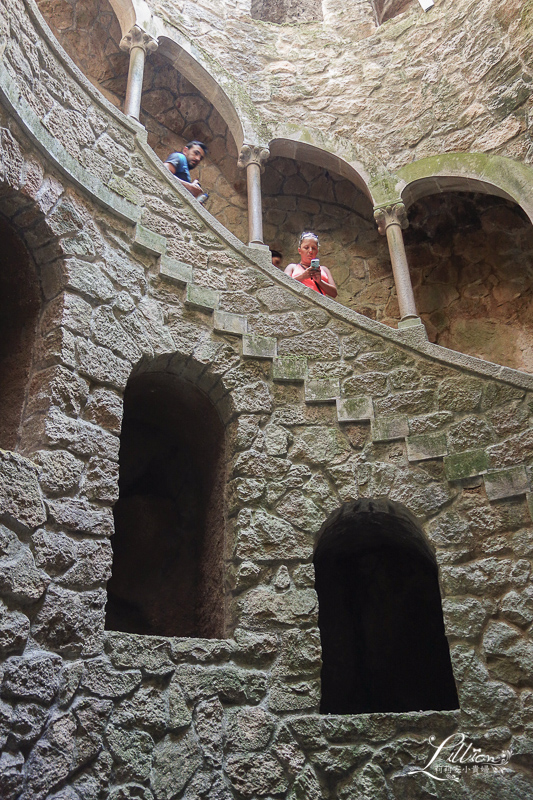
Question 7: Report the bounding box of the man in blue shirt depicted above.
[164,141,207,198]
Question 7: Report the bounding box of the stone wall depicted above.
[1,0,533,798]
[251,0,323,24]
[150,0,533,171]
[1,109,533,796]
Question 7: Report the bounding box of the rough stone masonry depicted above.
[0,0,533,798]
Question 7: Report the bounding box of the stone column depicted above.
[374,202,422,329]
[120,25,158,121]
[238,144,270,246]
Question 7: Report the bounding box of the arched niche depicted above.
[35,0,127,99]
[264,140,396,324]
[0,216,41,450]
[314,498,459,714]
[403,190,533,372]
[105,369,226,638]
[397,154,533,225]
[135,42,247,242]
[269,139,373,202]
[156,37,244,154]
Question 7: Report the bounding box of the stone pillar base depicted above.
[398,315,424,329]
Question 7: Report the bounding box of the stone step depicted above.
[185,283,219,311]
[213,311,248,336]
[242,334,277,359]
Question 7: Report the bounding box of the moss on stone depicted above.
[395,152,533,214]
[444,448,489,482]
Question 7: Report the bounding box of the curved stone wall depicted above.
[31,0,533,371]
[146,0,533,174]
[1,0,533,798]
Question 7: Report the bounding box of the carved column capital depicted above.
[120,25,158,55]
[374,202,409,235]
[237,144,270,174]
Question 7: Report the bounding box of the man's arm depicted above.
[164,161,203,198]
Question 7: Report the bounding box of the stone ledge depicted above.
[444,449,489,482]
[273,356,307,382]
[484,466,530,502]
[134,224,167,256]
[298,709,461,740]
[214,311,248,336]
[371,415,409,442]
[242,334,277,359]
[159,256,193,285]
[304,378,340,404]
[336,396,373,422]
[406,432,448,462]
[185,284,219,311]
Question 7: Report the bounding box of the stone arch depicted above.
[313,498,459,714]
[138,39,248,240]
[269,138,374,201]
[396,153,533,224]
[395,158,533,371]
[265,137,394,322]
[105,354,228,639]
[106,0,136,34]
[156,37,245,154]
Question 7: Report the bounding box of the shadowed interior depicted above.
[105,370,226,638]
[314,499,459,714]
[0,216,40,450]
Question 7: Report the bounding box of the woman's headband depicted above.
[298,231,319,247]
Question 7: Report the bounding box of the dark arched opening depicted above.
[314,498,459,714]
[0,216,41,450]
[105,370,226,638]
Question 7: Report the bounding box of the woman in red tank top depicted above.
[284,232,338,298]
